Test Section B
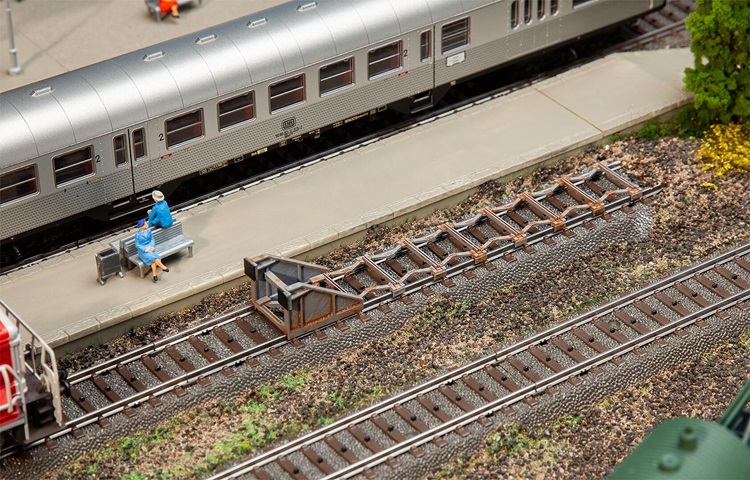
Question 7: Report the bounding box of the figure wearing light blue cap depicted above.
[147,190,173,229]
[135,219,169,282]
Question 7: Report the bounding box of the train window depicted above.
[269,74,305,113]
[572,0,593,6]
[132,128,147,160]
[113,134,128,167]
[53,145,94,186]
[165,109,204,148]
[537,0,545,19]
[510,1,519,28]
[442,18,469,54]
[524,0,532,23]
[218,91,256,130]
[550,0,559,14]
[420,30,432,61]
[368,41,402,79]
[319,58,354,96]
[0,165,38,205]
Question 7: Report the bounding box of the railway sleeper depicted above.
[243,163,650,339]
[371,415,424,458]
[348,425,398,468]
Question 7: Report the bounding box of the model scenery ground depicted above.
[33,135,749,479]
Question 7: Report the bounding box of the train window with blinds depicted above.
[269,75,305,112]
[1,165,38,205]
[524,0,532,23]
[319,58,354,96]
[420,30,432,61]
[537,0,545,19]
[442,18,469,54]
[550,0,559,14]
[165,109,204,148]
[53,145,94,186]
[113,134,128,167]
[218,91,256,130]
[511,1,519,28]
[368,41,402,79]
[132,128,147,160]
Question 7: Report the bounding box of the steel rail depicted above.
[66,305,254,383]
[1,0,687,276]
[605,16,688,53]
[359,183,663,312]
[208,243,749,479]
[19,170,659,451]
[27,334,289,450]
[330,289,749,479]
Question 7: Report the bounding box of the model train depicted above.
[0,0,665,259]
[0,301,63,452]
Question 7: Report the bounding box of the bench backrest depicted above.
[123,220,183,258]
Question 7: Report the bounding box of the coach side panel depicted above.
[130,29,435,194]
[0,132,135,241]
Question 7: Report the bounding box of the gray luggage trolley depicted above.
[95,248,124,285]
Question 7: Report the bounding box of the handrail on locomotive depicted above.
[0,301,63,443]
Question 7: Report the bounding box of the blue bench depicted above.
[112,220,194,277]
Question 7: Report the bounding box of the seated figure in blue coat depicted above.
[147,190,173,229]
[135,219,169,282]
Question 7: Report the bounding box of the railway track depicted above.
[247,162,658,339]
[616,0,694,51]
[2,163,658,457]
[209,242,750,480]
[1,0,694,275]
[631,0,694,35]
[1,306,282,456]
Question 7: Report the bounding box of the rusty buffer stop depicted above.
[245,162,650,339]
[245,256,363,338]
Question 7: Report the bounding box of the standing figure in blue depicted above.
[135,219,169,282]
[147,190,173,229]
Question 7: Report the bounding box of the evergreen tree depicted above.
[684,0,750,127]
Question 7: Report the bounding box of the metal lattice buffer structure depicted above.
[246,162,656,338]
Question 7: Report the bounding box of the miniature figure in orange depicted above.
[135,219,169,282]
[159,0,179,18]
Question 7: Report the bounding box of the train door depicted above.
[108,129,138,210]
[507,0,561,55]
[535,0,561,50]
[422,26,436,88]
[111,131,132,198]
[411,26,440,113]
[129,126,150,199]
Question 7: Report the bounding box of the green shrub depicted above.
[684,0,750,127]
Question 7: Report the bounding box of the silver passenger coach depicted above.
[0,0,663,246]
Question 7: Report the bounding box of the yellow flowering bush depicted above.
[697,122,750,175]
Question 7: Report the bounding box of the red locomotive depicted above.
[0,301,63,452]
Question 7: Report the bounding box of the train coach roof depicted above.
[0,0,488,168]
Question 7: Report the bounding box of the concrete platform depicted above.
[0,46,694,349]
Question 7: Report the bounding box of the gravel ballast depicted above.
[1,134,748,480]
